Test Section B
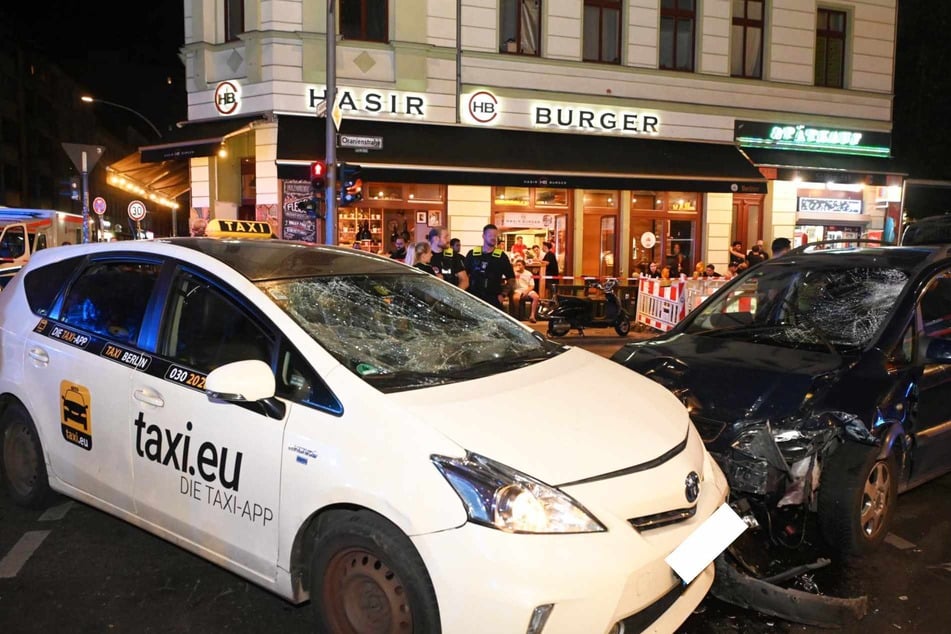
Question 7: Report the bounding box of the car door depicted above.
[911,271,951,479]
[23,257,162,512]
[130,265,284,578]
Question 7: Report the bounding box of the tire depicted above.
[817,441,897,558]
[310,510,441,634]
[1,402,51,508]
[615,317,631,337]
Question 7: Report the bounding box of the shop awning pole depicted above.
[324,0,337,245]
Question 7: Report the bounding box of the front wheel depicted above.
[615,316,631,337]
[311,510,441,634]
[1,402,51,508]
[817,441,897,558]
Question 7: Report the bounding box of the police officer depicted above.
[465,223,515,309]
[428,227,469,289]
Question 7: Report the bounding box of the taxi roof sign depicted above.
[206,219,274,239]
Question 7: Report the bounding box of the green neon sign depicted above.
[734,121,892,157]
[770,125,861,146]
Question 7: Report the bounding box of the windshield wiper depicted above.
[446,351,553,379]
[362,370,451,389]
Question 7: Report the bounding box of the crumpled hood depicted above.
[388,347,691,485]
[617,334,843,431]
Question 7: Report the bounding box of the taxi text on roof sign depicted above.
[205,219,274,239]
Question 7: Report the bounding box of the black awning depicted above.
[741,147,907,184]
[140,114,269,163]
[277,116,767,194]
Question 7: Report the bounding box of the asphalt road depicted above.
[2,327,950,632]
[2,475,950,633]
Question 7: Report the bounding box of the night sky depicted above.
[2,1,186,136]
[2,2,948,184]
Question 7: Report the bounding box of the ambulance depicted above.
[0,207,84,265]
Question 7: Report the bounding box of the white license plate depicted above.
[664,502,747,584]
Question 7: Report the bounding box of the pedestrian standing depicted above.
[409,241,441,277]
[729,240,745,268]
[771,237,792,258]
[428,227,469,289]
[542,241,559,296]
[465,224,515,309]
[746,244,767,266]
[389,237,407,260]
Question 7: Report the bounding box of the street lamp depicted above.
[80,95,162,138]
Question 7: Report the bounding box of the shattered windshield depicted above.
[684,266,910,350]
[259,272,561,391]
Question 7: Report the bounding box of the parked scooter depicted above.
[544,278,631,337]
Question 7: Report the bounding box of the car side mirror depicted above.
[205,360,276,402]
[925,338,951,363]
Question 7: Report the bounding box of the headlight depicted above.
[431,453,606,534]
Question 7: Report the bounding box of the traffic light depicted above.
[310,161,326,191]
[296,197,320,218]
[338,163,363,204]
[59,176,80,201]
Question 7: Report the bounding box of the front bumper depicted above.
[412,453,730,634]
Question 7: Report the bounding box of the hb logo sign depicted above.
[468,91,499,124]
[215,81,241,116]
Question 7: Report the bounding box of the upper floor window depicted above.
[660,0,696,71]
[500,0,541,55]
[225,0,244,43]
[340,0,388,42]
[583,0,621,64]
[731,0,764,78]
[815,8,846,88]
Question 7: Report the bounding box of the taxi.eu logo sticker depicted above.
[60,381,92,451]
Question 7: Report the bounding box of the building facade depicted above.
[141,0,901,277]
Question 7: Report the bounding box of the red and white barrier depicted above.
[636,275,687,332]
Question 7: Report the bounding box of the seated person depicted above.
[512,258,540,323]
[703,264,722,278]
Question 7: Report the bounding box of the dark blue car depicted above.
[612,244,951,557]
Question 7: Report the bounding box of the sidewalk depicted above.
[523,319,660,344]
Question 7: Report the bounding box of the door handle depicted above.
[133,388,165,408]
[28,347,49,366]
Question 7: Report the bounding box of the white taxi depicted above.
[0,237,738,633]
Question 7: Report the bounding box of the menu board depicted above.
[282,180,317,242]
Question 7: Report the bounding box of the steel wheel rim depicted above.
[859,461,891,538]
[3,423,38,497]
[322,547,412,634]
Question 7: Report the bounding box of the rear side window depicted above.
[23,256,84,315]
[59,261,161,345]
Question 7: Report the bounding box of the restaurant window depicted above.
[583,0,621,64]
[494,187,531,206]
[338,183,446,252]
[582,190,619,278]
[731,0,764,79]
[492,187,572,277]
[815,8,846,88]
[660,0,696,72]
[629,191,701,279]
[225,0,245,43]
[500,0,541,55]
[340,0,388,42]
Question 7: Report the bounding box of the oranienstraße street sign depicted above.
[62,143,105,172]
[337,134,383,150]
